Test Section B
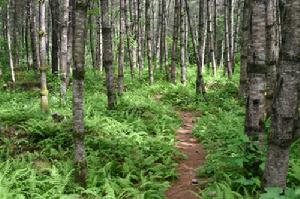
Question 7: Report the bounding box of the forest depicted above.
[0,0,299,198]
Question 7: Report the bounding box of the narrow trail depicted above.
[165,111,205,199]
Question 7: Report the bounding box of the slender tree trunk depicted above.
[7,1,15,83]
[239,0,250,96]
[184,0,205,94]
[265,0,279,116]
[72,0,88,188]
[229,0,235,72]
[49,0,60,74]
[160,0,168,80]
[89,10,96,69]
[207,0,217,77]
[67,0,74,86]
[60,0,69,104]
[264,0,300,188]
[29,0,40,71]
[180,0,186,85]
[95,0,103,71]
[145,0,154,84]
[219,40,224,68]
[213,0,217,63]
[170,0,180,84]
[125,0,135,80]
[118,0,125,95]
[137,0,144,80]
[11,0,20,69]
[39,0,49,113]
[102,0,116,109]
[25,2,30,70]
[224,0,233,78]
[199,0,207,72]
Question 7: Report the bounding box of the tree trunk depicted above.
[39,0,49,113]
[72,0,88,188]
[263,0,300,188]
[49,0,60,74]
[102,0,116,109]
[224,0,233,78]
[229,0,235,72]
[160,0,169,80]
[145,0,154,84]
[7,1,15,83]
[185,0,205,95]
[11,0,20,69]
[245,0,266,145]
[207,0,217,77]
[29,0,40,71]
[180,0,186,85]
[265,0,279,116]
[67,0,75,86]
[137,0,144,80]
[60,0,69,104]
[95,0,103,72]
[239,0,250,96]
[118,0,125,95]
[88,8,96,69]
[170,0,180,84]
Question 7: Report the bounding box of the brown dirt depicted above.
[165,111,205,199]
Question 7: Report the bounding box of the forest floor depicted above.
[1,67,299,198]
[166,111,205,199]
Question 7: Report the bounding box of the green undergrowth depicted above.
[1,66,299,198]
[0,70,182,198]
[147,67,300,199]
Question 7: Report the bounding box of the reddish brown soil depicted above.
[165,111,205,199]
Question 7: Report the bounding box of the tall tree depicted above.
[185,0,206,94]
[239,0,250,96]
[264,0,300,188]
[118,0,125,95]
[179,0,186,85]
[49,0,60,74]
[67,0,75,86]
[29,0,40,71]
[102,0,116,109]
[72,0,88,188]
[137,0,144,80]
[145,0,154,84]
[60,0,70,104]
[265,0,279,116]
[39,0,49,112]
[7,1,15,83]
[245,0,266,145]
[224,0,233,78]
[170,0,180,84]
[95,0,103,71]
[207,0,217,76]
[11,0,21,69]
[160,0,168,80]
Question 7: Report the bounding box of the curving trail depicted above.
[166,111,205,199]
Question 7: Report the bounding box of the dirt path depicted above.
[165,111,205,199]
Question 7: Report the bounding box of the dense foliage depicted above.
[1,66,299,198]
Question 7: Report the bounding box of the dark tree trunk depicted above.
[145,0,154,84]
[29,0,40,71]
[118,0,125,95]
[102,0,116,109]
[170,0,180,84]
[49,0,60,74]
